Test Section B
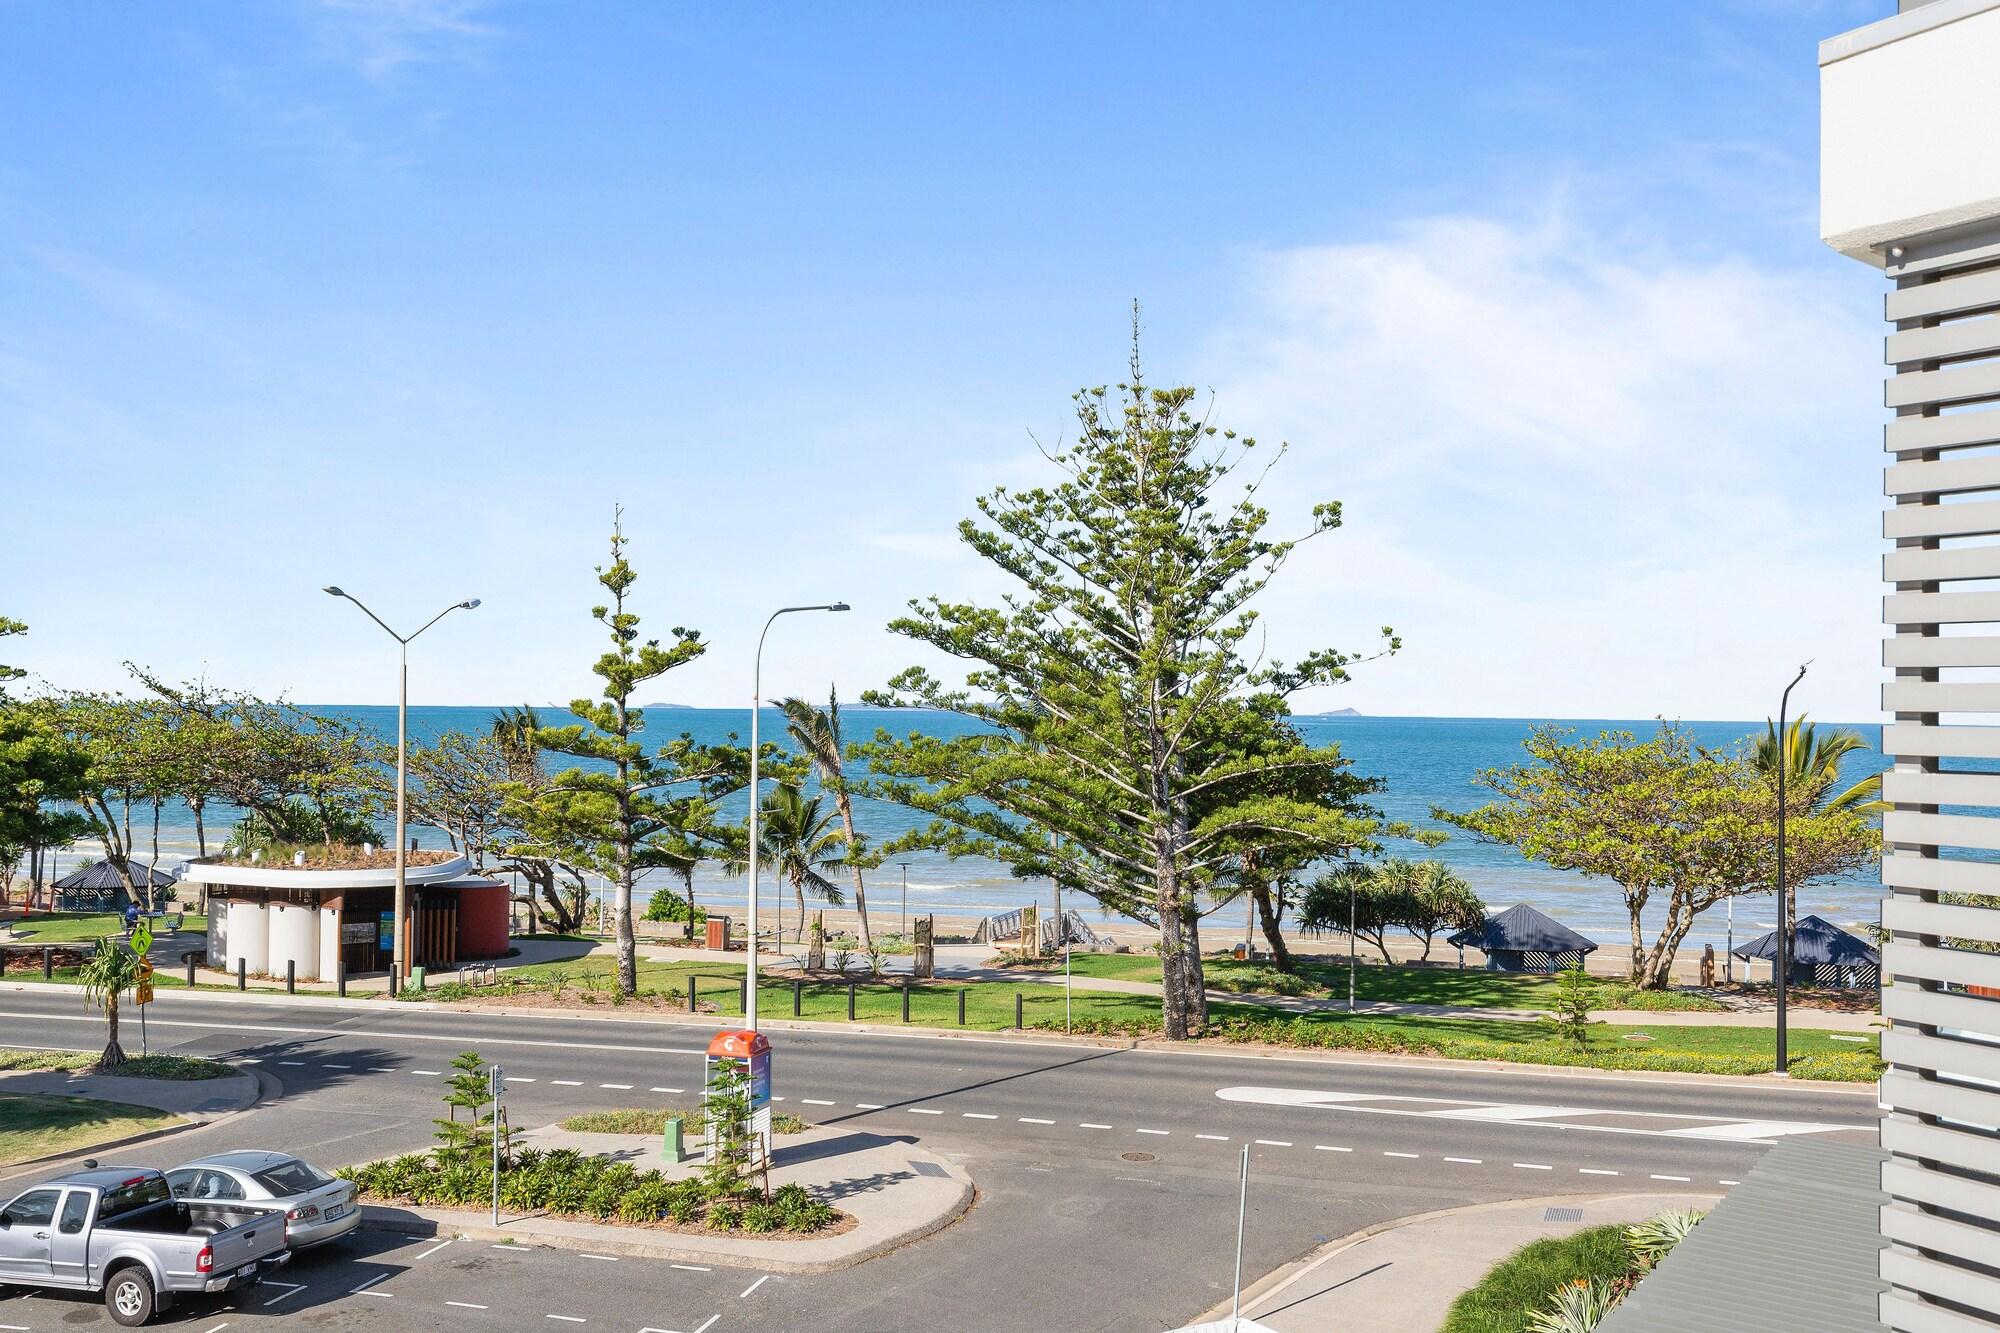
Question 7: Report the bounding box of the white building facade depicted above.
[1823,4,2000,1329]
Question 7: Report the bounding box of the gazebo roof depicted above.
[1448,901,1599,954]
[51,859,177,891]
[1730,914,1878,967]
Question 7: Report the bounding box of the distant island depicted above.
[638,702,699,710]
[1303,707,1363,718]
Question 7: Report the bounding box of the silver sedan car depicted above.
[165,1151,360,1249]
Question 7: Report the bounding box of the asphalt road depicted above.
[0,987,1881,1332]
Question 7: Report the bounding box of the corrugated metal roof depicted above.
[1447,901,1599,953]
[1600,1137,1888,1333]
[51,859,176,890]
[1732,914,1880,966]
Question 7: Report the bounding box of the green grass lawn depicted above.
[0,1048,236,1080]
[1056,951,1567,1006]
[0,1092,181,1167]
[1440,1225,1635,1333]
[6,911,210,943]
[415,953,1877,1079]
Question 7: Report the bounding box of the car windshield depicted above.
[250,1159,332,1196]
[98,1175,171,1221]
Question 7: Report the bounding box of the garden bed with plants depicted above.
[1441,1208,1703,1333]
[0,1048,237,1080]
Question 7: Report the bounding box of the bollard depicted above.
[184,952,195,986]
[902,983,911,1024]
[286,959,295,995]
[687,974,698,1013]
[958,988,967,1027]
[793,978,802,1017]
[847,981,856,1021]
[389,966,399,997]
[739,976,747,1013]
[1015,992,1023,1030]
[663,1116,683,1164]
[338,962,347,998]
[237,957,247,991]
[43,946,53,980]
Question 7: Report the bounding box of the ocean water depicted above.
[26,707,1888,949]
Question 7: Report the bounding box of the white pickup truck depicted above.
[0,1163,291,1325]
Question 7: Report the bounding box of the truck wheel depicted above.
[105,1267,156,1327]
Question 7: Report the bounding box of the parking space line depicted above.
[694,1316,720,1333]
[203,1323,230,1333]
[670,1263,711,1272]
[261,1283,306,1307]
[741,1275,771,1298]
[415,1240,455,1260]
[350,1273,392,1295]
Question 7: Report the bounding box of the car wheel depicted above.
[106,1267,156,1327]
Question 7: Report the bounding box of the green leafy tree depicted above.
[701,1057,759,1200]
[778,690,877,951]
[1549,965,1593,1050]
[858,328,1396,1039]
[1299,862,1411,961]
[79,937,143,1068]
[0,616,27,696]
[513,514,748,994]
[1438,724,1879,988]
[1398,860,1484,961]
[433,1049,513,1164]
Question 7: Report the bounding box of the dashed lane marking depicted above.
[908,1107,943,1115]
[509,1077,537,1084]
[964,1112,997,1119]
[1651,1174,1692,1182]
[1580,1168,1619,1177]
[1445,1157,1482,1165]
[548,1317,586,1324]
[1196,1134,1228,1141]
[1135,1128,1169,1136]
[1255,1140,1292,1147]
[803,1099,835,1106]
[325,1063,350,1069]
[279,1061,305,1066]
[600,1083,634,1090]
[1719,1179,1740,1186]
[855,1102,883,1109]
[1020,1117,1054,1124]
[651,1086,682,1094]
[552,1080,582,1086]
[1514,1163,1553,1171]
[1314,1145,1350,1153]
[1080,1123,1112,1129]
[446,1301,489,1309]
[741,1275,771,1298]
[1384,1151,1418,1159]
[413,1069,441,1076]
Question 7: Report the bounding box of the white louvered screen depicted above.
[1881,248,2000,1333]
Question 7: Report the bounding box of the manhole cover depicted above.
[1120,1151,1156,1163]
[1544,1207,1584,1223]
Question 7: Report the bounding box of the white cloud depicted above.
[307,0,495,80]
[1202,209,1885,721]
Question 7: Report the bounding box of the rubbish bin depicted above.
[705,916,731,951]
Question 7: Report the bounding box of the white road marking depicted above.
[1135,1128,1169,1136]
[741,1275,771,1298]
[547,1317,586,1324]
[1115,1177,1159,1184]
[552,1080,583,1087]
[1255,1139,1292,1147]
[0,1008,710,1059]
[1020,1117,1055,1124]
[261,1283,307,1307]
[1719,1179,1740,1185]
[580,1253,619,1262]
[1314,1145,1351,1153]
[415,1240,455,1260]
[802,1099,835,1106]
[1384,1151,1418,1159]
[1445,1157,1483,1165]
[279,1060,305,1066]
[447,1301,488,1309]
[1650,1174,1691,1182]
[325,1063,350,1069]
[370,1066,396,1073]
[203,1323,230,1333]
[1579,1168,1620,1177]
[908,1107,943,1115]
[349,1274,391,1295]
[1513,1163,1553,1170]
[1663,1121,1845,1143]
[856,1102,884,1109]
[1080,1122,1112,1129]
[1196,1133,1229,1141]
[651,1086,682,1093]
[508,1077,536,1083]
[963,1112,997,1119]
[600,1083,633,1090]
[670,1264,711,1272]
[412,1069,441,1076]
[694,1316,720,1333]
[488,1245,531,1253]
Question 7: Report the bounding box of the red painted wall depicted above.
[455,882,511,960]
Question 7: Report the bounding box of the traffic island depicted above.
[354,1123,975,1273]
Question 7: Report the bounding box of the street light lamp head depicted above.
[461,598,482,610]
[323,586,344,597]
[829,602,850,612]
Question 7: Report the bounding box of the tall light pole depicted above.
[1775,661,1809,1077]
[899,862,910,937]
[323,587,480,985]
[744,603,849,1031]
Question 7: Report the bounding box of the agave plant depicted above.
[1526,1277,1620,1333]
[1626,1208,1704,1269]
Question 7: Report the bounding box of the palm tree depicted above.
[1752,717,1884,932]
[79,937,143,1068]
[778,690,875,949]
[748,783,848,942]
[490,704,543,768]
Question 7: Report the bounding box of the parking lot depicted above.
[0,1229,786,1331]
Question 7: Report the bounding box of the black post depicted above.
[901,983,911,1024]
[688,974,698,1013]
[847,981,856,1021]
[183,952,195,986]
[958,988,967,1027]
[1015,992,1023,1030]
[237,957,246,991]
[739,976,748,1013]
[389,965,398,997]
[1776,661,1809,1078]
[42,946,52,980]
[793,978,802,1017]
[286,959,296,995]
[338,961,348,998]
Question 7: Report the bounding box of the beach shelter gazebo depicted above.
[1448,902,1599,974]
[47,860,176,914]
[1730,914,1879,990]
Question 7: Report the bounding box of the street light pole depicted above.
[323,588,480,986]
[744,603,849,1032]
[1775,662,1809,1077]
[900,862,910,937]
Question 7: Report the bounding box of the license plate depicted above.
[321,1204,347,1221]
[238,1263,256,1279]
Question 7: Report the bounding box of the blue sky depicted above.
[2,0,1894,720]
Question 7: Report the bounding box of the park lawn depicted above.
[0,1049,235,1080]
[1439,1224,1635,1333]
[0,1092,181,1167]
[8,911,209,943]
[1059,951,1570,1008]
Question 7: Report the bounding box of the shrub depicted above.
[666,1190,704,1225]
[1625,1209,1702,1269]
[643,888,706,924]
[707,1201,743,1231]
[740,1202,785,1233]
[784,1199,835,1232]
[1525,1277,1619,1333]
